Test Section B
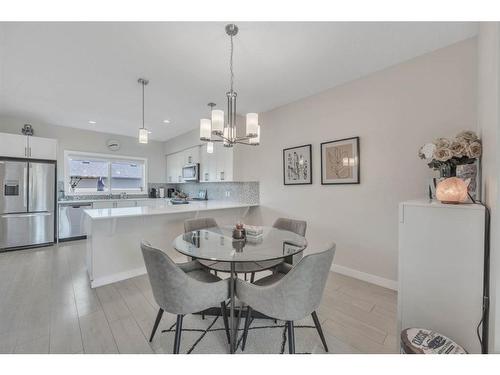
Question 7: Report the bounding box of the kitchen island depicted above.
[84,200,258,288]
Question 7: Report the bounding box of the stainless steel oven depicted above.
[182,163,199,182]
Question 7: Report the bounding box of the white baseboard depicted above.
[331,264,398,291]
[90,266,147,288]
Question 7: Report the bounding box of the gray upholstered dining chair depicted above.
[141,241,230,353]
[184,217,218,233]
[273,217,307,265]
[236,243,335,354]
[184,217,221,272]
[243,217,307,283]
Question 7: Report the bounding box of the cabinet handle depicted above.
[205,173,208,181]
[220,171,225,181]
[29,147,31,157]
[24,147,27,157]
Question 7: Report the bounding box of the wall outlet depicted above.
[225,191,231,197]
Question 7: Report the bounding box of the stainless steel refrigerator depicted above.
[0,159,56,251]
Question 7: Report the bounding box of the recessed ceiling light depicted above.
[148,131,152,134]
[88,120,96,124]
[163,119,170,124]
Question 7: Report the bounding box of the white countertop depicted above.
[84,200,258,220]
[58,197,163,205]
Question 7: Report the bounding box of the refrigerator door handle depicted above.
[1,212,52,218]
[23,165,28,208]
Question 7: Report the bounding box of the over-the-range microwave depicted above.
[182,163,200,181]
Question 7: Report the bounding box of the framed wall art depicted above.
[283,144,312,185]
[321,136,360,185]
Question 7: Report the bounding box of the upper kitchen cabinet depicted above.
[0,132,57,160]
[28,136,58,160]
[0,132,28,158]
[167,143,238,183]
[198,142,234,182]
[166,145,201,183]
[200,144,216,182]
[182,146,200,165]
[166,152,182,183]
[214,142,233,181]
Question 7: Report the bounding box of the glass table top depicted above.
[172,226,307,263]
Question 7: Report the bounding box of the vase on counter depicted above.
[439,164,456,179]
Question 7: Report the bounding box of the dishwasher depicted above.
[58,202,93,241]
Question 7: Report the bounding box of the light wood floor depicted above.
[0,240,398,354]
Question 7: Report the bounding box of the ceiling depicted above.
[0,22,478,141]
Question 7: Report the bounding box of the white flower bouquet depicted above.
[419,131,481,177]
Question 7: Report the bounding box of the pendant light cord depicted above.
[229,34,234,93]
[142,81,145,130]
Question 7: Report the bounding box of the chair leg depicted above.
[311,311,328,352]
[173,315,184,354]
[149,308,163,342]
[287,321,295,354]
[241,306,253,351]
[202,311,205,320]
[250,272,255,283]
[220,302,231,344]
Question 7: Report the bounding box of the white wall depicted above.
[0,116,166,183]
[236,38,477,287]
[164,128,200,155]
[477,22,500,353]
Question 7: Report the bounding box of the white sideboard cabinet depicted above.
[398,199,486,353]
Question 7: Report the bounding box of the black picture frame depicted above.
[282,144,313,185]
[320,136,360,185]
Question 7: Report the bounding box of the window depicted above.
[64,151,147,195]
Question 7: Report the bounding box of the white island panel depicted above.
[85,200,257,288]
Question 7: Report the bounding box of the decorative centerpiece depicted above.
[419,131,482,178]
[419,130,481,204]
[232,223,246,241]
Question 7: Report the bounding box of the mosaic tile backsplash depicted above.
[175,181,259,204]
[58,180,259,204]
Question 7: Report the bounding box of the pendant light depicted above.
[138,78,149,144]
[199,24,260,147]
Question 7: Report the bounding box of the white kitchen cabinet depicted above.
[0,132,28,158]
[0,132,57,160]
[92,201,114,209]
[398,199,486,353]
[200,144,217,182]
[166,152,183,183]
[28,136,58,160]
[183,146,200,165]
[167,143,235,183]
[166,146,200,183]
[215,143,233,181]
[115,200,137,208]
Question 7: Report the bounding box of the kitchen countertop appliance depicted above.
[1,158,56,251]
[149,187,157,198]
[182,163,199,182]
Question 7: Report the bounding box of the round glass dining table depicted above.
[172,225,307,353]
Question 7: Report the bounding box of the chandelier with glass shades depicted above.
[199,24,260,147]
